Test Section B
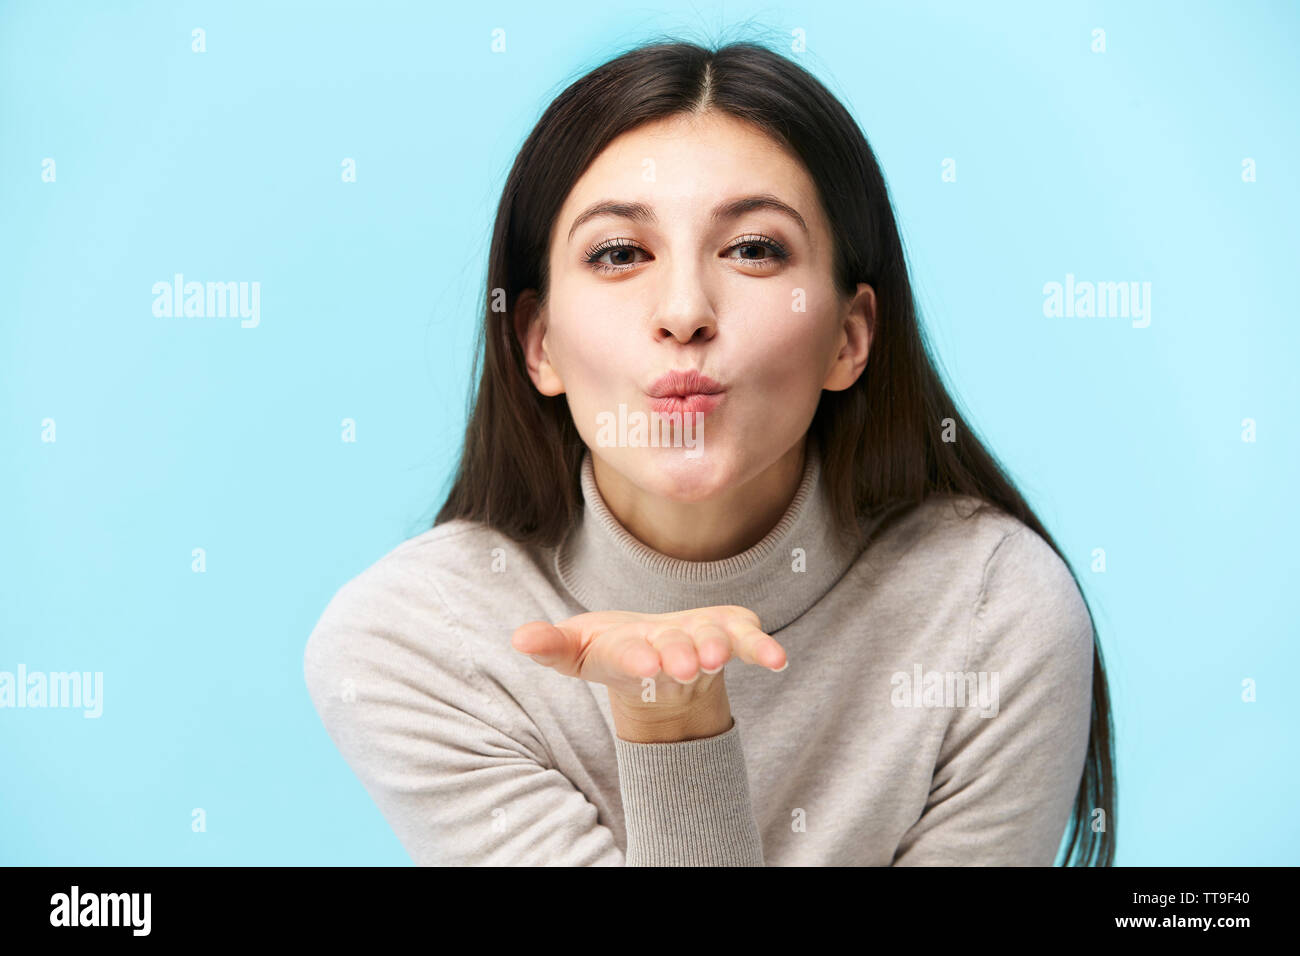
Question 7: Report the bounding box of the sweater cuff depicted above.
[613,717,765,866]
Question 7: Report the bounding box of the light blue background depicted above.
[2,0,1296,865]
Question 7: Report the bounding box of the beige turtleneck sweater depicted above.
[303,438,1095,865]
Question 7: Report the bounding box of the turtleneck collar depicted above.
[554,437,865,633]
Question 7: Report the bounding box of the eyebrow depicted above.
[566,193,809,243]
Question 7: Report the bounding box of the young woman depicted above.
[304,39,1116,866]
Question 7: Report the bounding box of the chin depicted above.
[634,446,735,502]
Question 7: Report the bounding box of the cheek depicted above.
[728,283,838,388]
[543,289,640,441]
[546,286,630,383]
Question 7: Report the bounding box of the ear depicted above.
[823,282,874,392]
[513,289,565,396]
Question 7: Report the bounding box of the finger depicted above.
[690,622,733,674]
[510,621,570,656]
[714,605,762,628]
[644,626,701,683]
[510,621,581,675]
[595,623,662,682]
[725,619,787,671]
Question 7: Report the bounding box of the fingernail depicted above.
[771,661,788,673]
[701,664,724,674]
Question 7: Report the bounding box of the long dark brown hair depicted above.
[434,38,1116,866]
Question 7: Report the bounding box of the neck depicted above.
[555,432,864,633]
[590,437,808,562]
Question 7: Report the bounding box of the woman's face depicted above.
[519,110,872,504]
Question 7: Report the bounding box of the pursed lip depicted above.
[647,392,724,417]
[646,369,726,398]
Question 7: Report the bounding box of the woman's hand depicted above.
[510,605,786,741]
[511,604,785,696]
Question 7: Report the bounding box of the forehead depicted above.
[555,112,822,234]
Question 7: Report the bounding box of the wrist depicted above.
[609,684,733,743]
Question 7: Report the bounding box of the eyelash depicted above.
[582,234,790,274]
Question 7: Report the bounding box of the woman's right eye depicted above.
[583,240,651,274]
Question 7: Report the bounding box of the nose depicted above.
[652,258,718,344]
[657,317,716,343]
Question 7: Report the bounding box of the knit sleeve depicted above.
[303,569,625,865]
[890,526,1095,866]
[613,718,765,866]
[303,565,765,866]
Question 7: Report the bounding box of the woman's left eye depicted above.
[725,235,790,267]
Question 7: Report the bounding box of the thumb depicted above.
[511,621,580,670]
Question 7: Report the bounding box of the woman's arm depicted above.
[890,527,1096,866]
[303,574,764,865]
[613,717,764,865]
